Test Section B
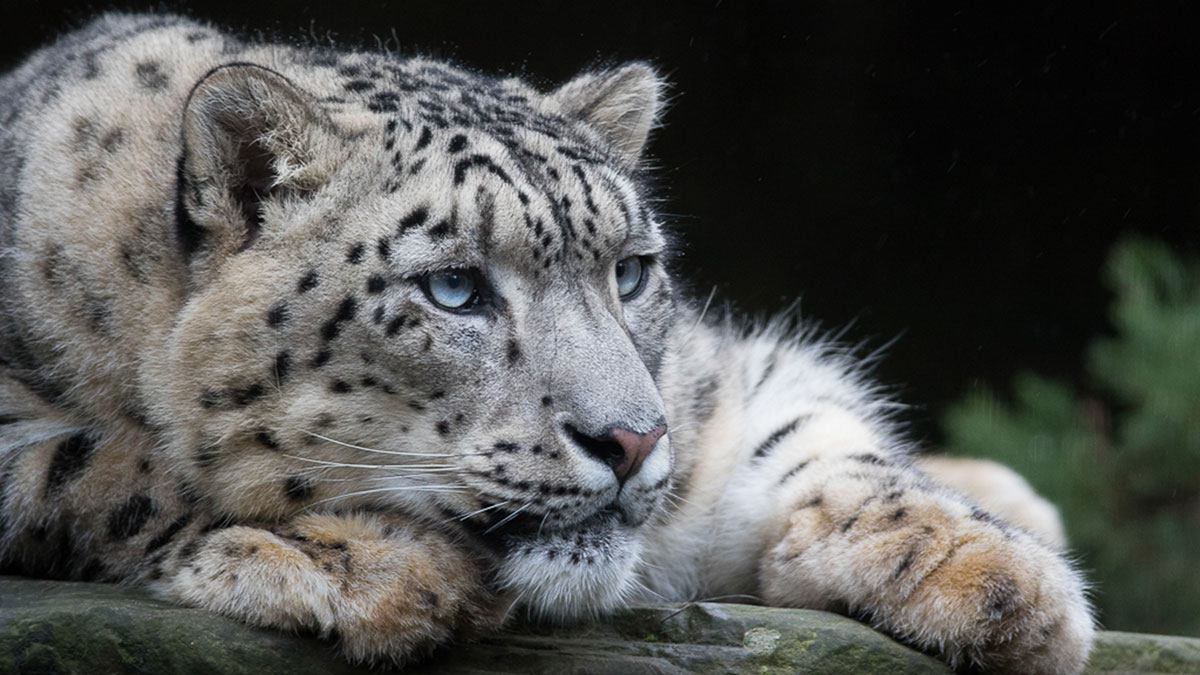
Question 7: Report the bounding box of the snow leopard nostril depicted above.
[566,423,666,484]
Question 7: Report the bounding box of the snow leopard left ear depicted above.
[551,62,664,165]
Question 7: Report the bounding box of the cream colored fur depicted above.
[0,14,1093,673]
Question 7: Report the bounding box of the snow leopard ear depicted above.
[551,62,664,165]
[177,63,334,262]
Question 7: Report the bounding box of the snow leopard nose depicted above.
[567,423,667,484]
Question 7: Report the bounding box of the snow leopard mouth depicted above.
[488,507,644,620]
[463,503,630,555]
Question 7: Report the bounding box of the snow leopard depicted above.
[0,13,1094,673]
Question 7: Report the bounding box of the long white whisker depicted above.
[687,285,718,337]
[283,455,456,471]
[451,501,511,522]
[306,484,469,509]
[298,430,458,457]
[484,502,531,535]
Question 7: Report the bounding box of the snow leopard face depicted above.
[162,57,674,617]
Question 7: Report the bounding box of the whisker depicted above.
[687,285,718,337]
[283,454,456,471]
[305,484,469,509]
[484,502,531,535]
[536,510,551,538]
[693,593,763,604]
[298,430,458,458]
[448,501,511,523]
[306,473,468,483]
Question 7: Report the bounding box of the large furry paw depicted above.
[760,461,1094,674]
[160,512,504,665]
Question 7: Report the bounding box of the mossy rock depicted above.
[1,577,1197,674]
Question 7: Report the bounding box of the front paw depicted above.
[761,477,1094,674]
[885,512,1094,674]
[163,513,505,665]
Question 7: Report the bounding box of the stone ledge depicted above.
[2,577,1197,674]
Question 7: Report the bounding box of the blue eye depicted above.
[615,256,646,299]
[424,269,478,310]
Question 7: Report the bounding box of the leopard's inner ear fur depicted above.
[177,64,336,272]
[549,62,663,165]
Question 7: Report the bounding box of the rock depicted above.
[1,577,1197,674]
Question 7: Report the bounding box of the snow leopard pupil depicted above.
[427,269,477,310]
[615,257,645,299]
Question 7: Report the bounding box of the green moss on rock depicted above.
[2,577,1198,674]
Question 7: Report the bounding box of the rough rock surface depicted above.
[2,577,1198,674]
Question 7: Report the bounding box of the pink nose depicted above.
[609,424,667,483]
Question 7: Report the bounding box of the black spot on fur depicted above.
[195,443,221,470]
[145,512,194,553]
[453,154,511,186]
[120,240,151,284]
[494,441,519,453]
[377,237,391,260]
[386,315,407,336]
[366,275,387,293]
[506,339,521,366]
[100,128,125,153]
[298,270,320,293]
[135,61,169,90]
[330,380,352,394]
[107,493,158,540]
[541,396,553,407]
[232,383,265,407]
[312,349,332,368]
[753,417,806,459]
[284,476,315,502]
[778,460,812,485]
[255,429,280,450]
[420,589,439,607]
[399,206,428,233]
[436,420,450,436]
[414,126,432,151]
[891,548,917,581]
[177,538,201,563]
[274,350,292,382]
[267,302,289,328]
[43,433,96,497]
[447,134,468,153]
[850,453,889,466]
[428,219,454,239]
[321,297,358,341]
[346,242,365,264]
[368,91,400,113]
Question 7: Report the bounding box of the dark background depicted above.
[4,1,1198,444]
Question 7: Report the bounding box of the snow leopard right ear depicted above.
[551,62,664,165]
[177,64,337,266]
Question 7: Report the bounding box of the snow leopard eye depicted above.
[423,268,479,311]
[615,256,647,300]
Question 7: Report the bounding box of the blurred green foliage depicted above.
[942,237,1200,637]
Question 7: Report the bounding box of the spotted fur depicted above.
[0,14,1093,673]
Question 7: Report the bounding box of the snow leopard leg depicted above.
[754,410,1093,674]
[158,512,505,665]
